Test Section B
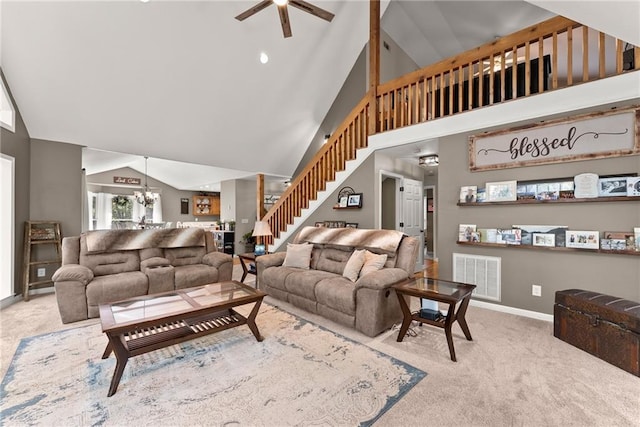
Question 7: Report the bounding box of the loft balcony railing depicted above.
[262,16,639,244]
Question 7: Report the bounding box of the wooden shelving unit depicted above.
[456,241,640,256]
[456,192,639,256]
[457,195,640,206]
[193,195,220,216]
[22,221,62,301]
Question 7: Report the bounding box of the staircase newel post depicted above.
[368,0,380,136]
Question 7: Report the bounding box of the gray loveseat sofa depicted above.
[256,226,420,337]
[52,228,233,323]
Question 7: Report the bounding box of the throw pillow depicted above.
[342,249,366,282]
[359,251,388,278]
[282,243,313,269]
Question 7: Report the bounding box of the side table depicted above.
[393,277,476,362]
[238,252,268,286]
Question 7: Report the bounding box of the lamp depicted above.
[419,155,439,167]
[134,156,157,207]
[252,220,273,255]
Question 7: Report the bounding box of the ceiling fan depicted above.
[479,51,525,74]
[235,0,335,38]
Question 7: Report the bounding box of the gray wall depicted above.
[1,70,30,296]
[437,131,640,313]
[87,167,209,223]
[30,139,82,237]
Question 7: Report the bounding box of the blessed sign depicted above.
[113,176,141,185]
[469,107,639,171]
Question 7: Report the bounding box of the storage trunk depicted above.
[554,289,640,377]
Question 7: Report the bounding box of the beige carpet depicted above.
[2,265,639,426]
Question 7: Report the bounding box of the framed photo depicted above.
[458,224,476,242]
[459,186,477,203]
[339,196,348,207]
[565,230,599,249]
[532,233,555,247]
[598,177,628,197]
[603,231,635,250]
[514,225,568,247]
[347,193,363,208]
[626,177,640,196]
[180,198,189,215]
[345,222,358,228]
[574,173,599,198]
[486,180,517,202]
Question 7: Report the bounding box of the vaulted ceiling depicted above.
[2,1,637,191]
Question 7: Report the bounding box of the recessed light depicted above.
[140,0,150,3]
[260,52,269,64]
[274,0,288,6]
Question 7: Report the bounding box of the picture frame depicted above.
[486,180,517,202]
[598,177,628,197]
[347,193,363,208]
[565,230,599,249]
[339,196,348,207]
[314,221,326,227]
[459,186,477,203]
[345,222,358,228]
[574,173,599,198]
[627,177,640,196]
[513,225,568,247]
[532,233,556,247]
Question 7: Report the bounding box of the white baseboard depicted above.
[470,299,553,322]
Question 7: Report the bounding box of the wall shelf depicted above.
[457,196,640,206]
[456,241,640,256]
[332,206,361,210]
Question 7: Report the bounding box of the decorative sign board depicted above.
[469,107,639,171]
[113,176,141,185]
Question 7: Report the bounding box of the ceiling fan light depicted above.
[273,0,288,6]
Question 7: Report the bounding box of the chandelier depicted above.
[134,156,157,207]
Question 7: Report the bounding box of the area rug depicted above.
[1,305,425,426]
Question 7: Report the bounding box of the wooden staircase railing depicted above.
[262,16,639,245]
[262,94,371,243]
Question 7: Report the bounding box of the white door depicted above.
[401,178,424,272]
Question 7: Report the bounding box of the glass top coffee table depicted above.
[393,277,476,362]
[99,280,266,396]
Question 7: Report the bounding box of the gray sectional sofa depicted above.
[52,228,233,323]
[256,226,420,337]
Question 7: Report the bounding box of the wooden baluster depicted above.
[458,66,464,112]
[567,26,573,86]
[489,55,495,105]
[439,73,445,116]
[538,37,544,92]
[468,62,475,111]
[582,26,589,82]
[598,32,606,78]
[524,41,531,96]
[552,32,558,89]
[448,70,454,114]
[616,39,623,74]
[512,46,518,98]
[432,76,437,118]
[478,62,484,106]
[500,52,506,102]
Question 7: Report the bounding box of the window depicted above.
[88,192,162,230]
[0,78,15,132]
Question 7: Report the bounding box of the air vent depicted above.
[453,253,501,301]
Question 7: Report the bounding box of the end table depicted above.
[393,277,476,362]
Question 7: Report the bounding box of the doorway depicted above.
[424,185,436,260]
[379,170,424,272]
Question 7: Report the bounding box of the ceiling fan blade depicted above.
[289,0,335,22]
[278,5,293,38]
[235,0,273,21]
